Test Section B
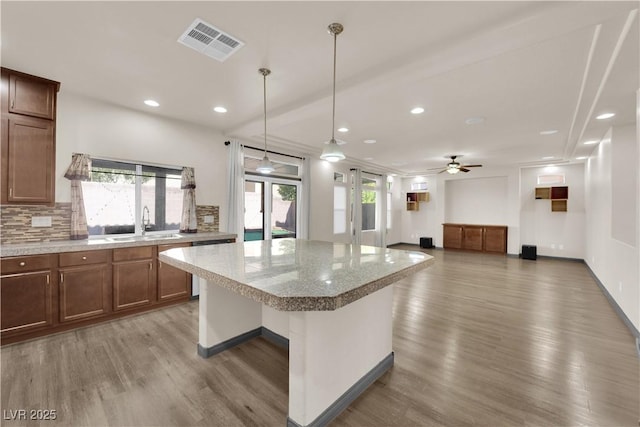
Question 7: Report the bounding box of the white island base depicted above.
[197,278,394,427]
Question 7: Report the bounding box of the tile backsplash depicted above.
[1,204,220,244]
[1,203,72,244]
[196,205,219,232]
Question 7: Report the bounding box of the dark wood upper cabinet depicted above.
[9,73,58,120]
[1,68,59,206]
[6,115,54,203]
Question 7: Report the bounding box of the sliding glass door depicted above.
[244,177,300,241]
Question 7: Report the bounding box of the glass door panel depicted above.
[244,180,264,241]
[271,183,297,239]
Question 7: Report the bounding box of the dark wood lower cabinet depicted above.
[1,240,227,344]
[1,271,53,334]
[157,243,191,301]
[59,264,110,322]
[113,259,154,311]
[443,223,508,254]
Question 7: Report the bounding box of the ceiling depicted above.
[1,1,638,176]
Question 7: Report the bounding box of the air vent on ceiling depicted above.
[178,18,245,62]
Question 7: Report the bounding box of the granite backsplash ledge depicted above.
[1,204,219,244]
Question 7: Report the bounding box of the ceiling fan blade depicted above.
[462,164,482,168]
[460,167,471,172]
[437,169,448,174]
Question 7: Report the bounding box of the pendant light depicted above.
[320,23,346,163]
[256,68,275,174]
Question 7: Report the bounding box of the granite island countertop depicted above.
[0,231,237,257]
[159,238,434,311]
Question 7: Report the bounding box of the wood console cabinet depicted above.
[1,68,60,205]
[443,223,508,254]
[0,254,55,337]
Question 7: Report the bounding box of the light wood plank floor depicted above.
[2,248,638,426]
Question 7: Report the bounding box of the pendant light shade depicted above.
[320,23,345,163]
[256,68,275,174]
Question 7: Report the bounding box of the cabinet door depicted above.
[484,227,507,253]
[59,265,110,322]
[6,115,54,204]
[8,73,56,120]
[462,226,483,251]
[158,261,190,301]
[158,243,191,301]
[1,271,53,334]
[443,224,463,249]
[113,260,154,311]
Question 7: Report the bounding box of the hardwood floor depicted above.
[1,247,638,426]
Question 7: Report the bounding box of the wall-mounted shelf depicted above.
[535,186,568,211]
[406,192,429,211]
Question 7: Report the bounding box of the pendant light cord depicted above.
[263,72,268,155]
[331,31,337,142]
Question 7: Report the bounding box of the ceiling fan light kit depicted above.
[320,23,346,163]
[437,155,483,174]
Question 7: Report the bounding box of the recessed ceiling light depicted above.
[540,130,558,135]
[410,107,425,114]
[596,112,615,120]
[144,99,159,107]
[337,127,349,133]
[214,106,227,113]
[542,156,554,160]
[576,156,588,160]
[363,139,377,144]
[583,140,599,145]
[465,117,485,125]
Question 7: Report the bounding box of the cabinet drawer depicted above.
[113,246,153,262]
[1,255,52,274]
[59,250,110,267]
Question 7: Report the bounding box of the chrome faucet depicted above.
[142,206,150,235]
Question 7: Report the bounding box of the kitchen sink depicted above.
[142,234,182,240]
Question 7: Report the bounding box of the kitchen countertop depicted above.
[0,231,237,257]
[159,238,434,311]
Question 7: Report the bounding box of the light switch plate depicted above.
[204,215,214,224]
[32,216,52,227]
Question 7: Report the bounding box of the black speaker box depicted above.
[420,237,434,249]
[522,245,537,260]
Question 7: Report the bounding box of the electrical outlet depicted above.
[31,216,52,227]
[559,244,564,250]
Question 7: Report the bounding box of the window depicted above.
[361,177,377,231]
[83,159,183,236]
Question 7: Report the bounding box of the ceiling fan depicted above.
[434,155,483,174]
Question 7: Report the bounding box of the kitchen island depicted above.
[159,238,434,427]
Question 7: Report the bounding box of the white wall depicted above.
[55,92,229,227]
[585,125,639,332]
[400,167,521,254]
[445,176,508,224]
[520,163,585,258]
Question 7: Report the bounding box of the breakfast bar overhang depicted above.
[159,239,434,426]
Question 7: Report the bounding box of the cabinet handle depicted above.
[9,188,12,198]
[19,261,26,267]
[10,98,14,109]
[60,273,64,284]
[82,256,87,260]
[149,263,152,271]
[46,274,50,285]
